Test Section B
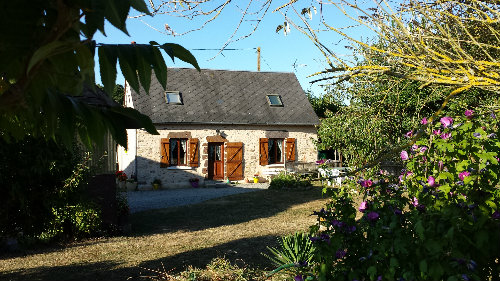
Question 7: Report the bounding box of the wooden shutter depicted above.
[189,138,199,167]
[226,142,243,180]
[259,138,268,166]
[285,138,296,162]
[160,138,170,167]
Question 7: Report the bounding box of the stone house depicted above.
[117,68,319,188]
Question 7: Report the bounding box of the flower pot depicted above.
[126,181,137,191]
[253,177,259,183]
[118,181,126,191]
[190,181,199,188]
[152,183,160,190]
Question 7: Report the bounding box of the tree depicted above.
[0,0,200,148]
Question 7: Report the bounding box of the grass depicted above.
[0,187,328,281]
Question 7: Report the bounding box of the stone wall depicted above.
[133,124,317,189]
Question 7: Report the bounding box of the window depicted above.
[170,138,187,165]
[266,95,283,106]
[268,138,284,164]
[161,138,199,168]
[165,91,183,105]
[259,137,296,166]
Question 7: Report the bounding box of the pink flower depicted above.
[421,117,428,125]
[411,197,419,207]
[438,161,444,171]
[428,176,436,187]
[440,117,453,128]
[401,150,409,161]
[459,171,471,181]
[405,130,414,138]
[464,109,474,119]
[420,146,428,153]
[361,179,373,188]
[440,132,452,139]
[433,129,442,135]
[359,201,368,213]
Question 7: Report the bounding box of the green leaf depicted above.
[429,264,444,279]
[160,43,200,70]
[104,0,130,35]
[475,230,488,248]
[129,0,150,14]
[98,45,118,97]
[82,0,106,37]
[117,45,140,93]
[150,46,168,89]
[75,44,95,84]
[415,220,425,240]
[135,45,153,93]
[367,266,377,280]
[419,259,428,273]
[390,257,399,268]
[27,40,74,74]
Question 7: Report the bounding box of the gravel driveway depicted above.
[126,183,269,213]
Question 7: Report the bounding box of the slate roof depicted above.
[130,68,319,126]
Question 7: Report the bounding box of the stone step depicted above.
[203,180,230,188]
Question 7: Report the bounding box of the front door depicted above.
[208,143,224,180]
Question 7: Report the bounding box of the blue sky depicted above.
[93,2,370,96]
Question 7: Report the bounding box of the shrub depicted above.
[269,172,311,189]
[0,137,103,244]
[270,110,500,280]
[263,232,316,279]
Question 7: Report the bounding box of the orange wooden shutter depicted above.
[189,138,199,167]
[226,142,243,180]
[160,138,170,167]
[286,138,296,162]
[259,138,268,166]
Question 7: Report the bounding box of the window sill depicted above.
[167,166,193,170]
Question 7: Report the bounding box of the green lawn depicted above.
[0,188,328,281]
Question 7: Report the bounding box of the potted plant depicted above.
[126,179,137,191]
[253,173,259,183]
[116,171,127,191]
[189,178,200,188]
[151,178,161,190]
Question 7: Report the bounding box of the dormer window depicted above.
[266,95,283,107]
[165,91,183,105]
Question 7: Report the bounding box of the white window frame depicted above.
[165,91,183,105]
[266,95,283,107]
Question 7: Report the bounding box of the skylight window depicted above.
[267,95,283,107]
[165,91,183,105]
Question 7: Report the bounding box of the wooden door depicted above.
[226,142,243,180]
[208,142,224,180]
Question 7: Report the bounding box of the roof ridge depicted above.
[168,67,295,75]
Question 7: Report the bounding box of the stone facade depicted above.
[119,124,317,189]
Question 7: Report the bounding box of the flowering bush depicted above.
[115,171,127,182]
[272,110,500,280]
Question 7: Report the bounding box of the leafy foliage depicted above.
[271,110,500,280]
[269,172,311,189]
[264,232,316,277]
[306,91,342,119]
[0,137,102,242]
[0,0,199,148]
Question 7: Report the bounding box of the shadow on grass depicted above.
[129,188,324,235]
[0,235,281,281]
[0,260,132,281]
[136,235,281,275]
